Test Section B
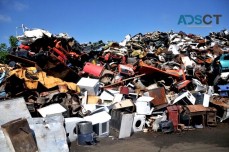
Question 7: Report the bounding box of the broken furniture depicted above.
[206,107,217,126]
[184,105,207,128]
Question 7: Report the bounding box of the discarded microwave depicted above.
[173,91,196,105]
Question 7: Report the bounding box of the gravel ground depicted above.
[70,122,229,152]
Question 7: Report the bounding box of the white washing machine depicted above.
[132,113,146,132]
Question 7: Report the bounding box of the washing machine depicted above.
[132,113,146,132]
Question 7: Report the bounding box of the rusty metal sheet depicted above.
[1,118,38,152]
[148,87,167,106]
[186,105,207,113]
[139,61,185,80]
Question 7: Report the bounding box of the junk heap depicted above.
[0,26,229,151]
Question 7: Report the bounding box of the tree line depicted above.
[0,36,18,63]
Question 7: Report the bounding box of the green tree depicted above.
[0,43,7,51]
[0,43,8,64]
[9,35,18,47]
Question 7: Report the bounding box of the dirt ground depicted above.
[70,122,229,152]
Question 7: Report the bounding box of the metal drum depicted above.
[77,121,93,134]
[78,133,95,145]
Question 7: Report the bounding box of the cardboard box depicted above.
[113,99,134,109]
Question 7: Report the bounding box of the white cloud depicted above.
[0,1,28,11]
[0,14,11,22]
[14,1,28,11]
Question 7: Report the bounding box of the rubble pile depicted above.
[0,26,229,151]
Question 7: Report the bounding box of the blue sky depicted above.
[0,0,228,46]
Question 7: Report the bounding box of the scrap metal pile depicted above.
[0,26,229,151]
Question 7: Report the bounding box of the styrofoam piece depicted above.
[84,111,111,125]
[77,77,100,95]
[0,97,31,125]
[28,115,69,152]
[65,117,84,143]
[37,103,66,117]
[132,114,146,132]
